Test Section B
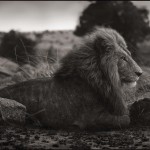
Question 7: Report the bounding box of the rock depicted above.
[130,98,150,125]
[0,98,26,125]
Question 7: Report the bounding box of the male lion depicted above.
[0,27,143,130]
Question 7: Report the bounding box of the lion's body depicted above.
[0,28,143,129]
[0,77,103,129]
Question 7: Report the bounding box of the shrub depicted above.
[74,1,150,60]
[0,30,36,65]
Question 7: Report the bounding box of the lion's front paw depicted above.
[115,115,130,128]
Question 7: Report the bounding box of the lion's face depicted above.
[91,28,143,88]
[117,50,142,88]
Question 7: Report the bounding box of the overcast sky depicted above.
[0,1,149,32]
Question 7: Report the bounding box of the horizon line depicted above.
[0,29,74,33]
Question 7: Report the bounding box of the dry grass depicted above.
[0,30,79,88]
[0,61,59,89]
[0,51,60,89]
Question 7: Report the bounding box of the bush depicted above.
[74,1,150,60]
[0,30,36,65]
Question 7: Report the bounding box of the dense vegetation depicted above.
[0,30,36,65]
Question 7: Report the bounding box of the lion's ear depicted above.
[95,37,110,55]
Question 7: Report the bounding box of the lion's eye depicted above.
[121,56,127,61]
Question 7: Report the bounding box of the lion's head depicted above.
[55,27,142,115]
[83,27,143,89]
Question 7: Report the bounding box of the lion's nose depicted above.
[135,71,142,77]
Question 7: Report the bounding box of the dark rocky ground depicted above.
[1,125,150,150]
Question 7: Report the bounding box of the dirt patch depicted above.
[0,125,150,149]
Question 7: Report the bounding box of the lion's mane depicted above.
[55,28,128,116]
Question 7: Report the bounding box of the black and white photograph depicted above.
[1,1,150,149]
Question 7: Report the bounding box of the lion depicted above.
[0,27,143,130]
